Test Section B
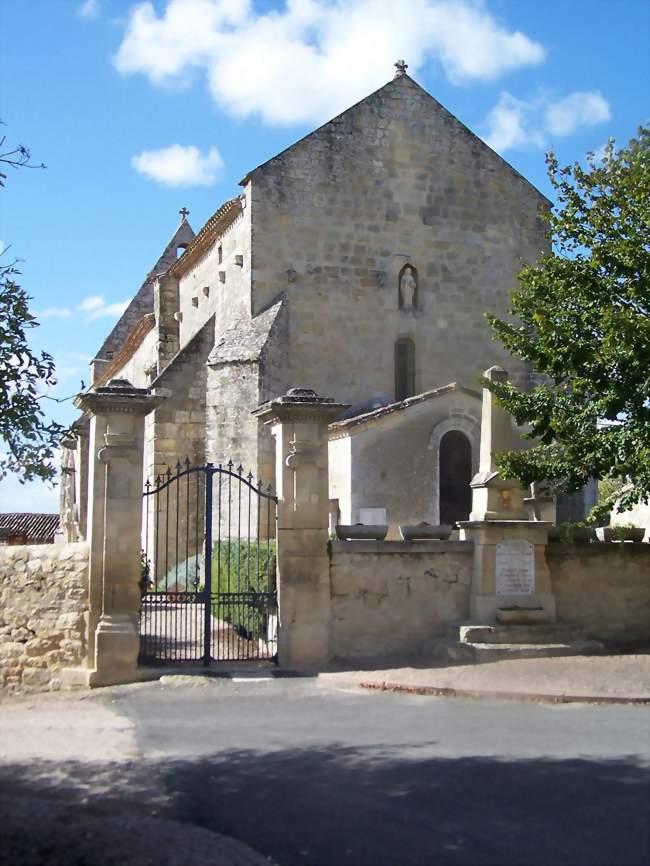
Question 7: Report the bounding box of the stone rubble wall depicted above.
[0,542,89,695]
[329,540,473,661]
[547,544,650,642]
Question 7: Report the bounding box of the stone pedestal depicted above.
[254,389,347,670]
[71,379,163,687]
[458,520,556,624]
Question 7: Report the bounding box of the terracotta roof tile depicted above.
[0,513,60,544]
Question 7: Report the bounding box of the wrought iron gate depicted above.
[138,460,278,666]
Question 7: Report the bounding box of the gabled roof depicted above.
[94,216,195,363]
[329,382,481,436]
[0,513,60,543]
[240,72,549,206]
[94,313,156,387]
[169,198,242,278]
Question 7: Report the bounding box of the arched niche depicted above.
[398,263,418,310]
[428,413,479,525]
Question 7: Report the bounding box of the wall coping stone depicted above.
[330,540,474,554]
[546,542,650,558]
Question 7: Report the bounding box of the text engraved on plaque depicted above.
[496,539,535,595]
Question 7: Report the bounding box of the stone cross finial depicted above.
[179,207,190,221]
[394,59,408,77]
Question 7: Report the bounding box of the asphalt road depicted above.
[1,675,649,866]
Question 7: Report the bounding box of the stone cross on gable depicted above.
[179,207,190,221]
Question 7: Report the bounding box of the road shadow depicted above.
[0,745,648,866]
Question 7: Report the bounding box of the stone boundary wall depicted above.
[0,542,89,695]
[547,543,650,643]
[329,540,473,661]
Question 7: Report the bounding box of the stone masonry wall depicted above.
[147,318,215,479]
[329,540,473,661]
[0,542,88,695]
[250,73,547,408]
[547,544,650,643]
[328,541,650,661]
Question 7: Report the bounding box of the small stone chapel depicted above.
[65,62,590,539]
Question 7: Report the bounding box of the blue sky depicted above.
[1,0,649,511]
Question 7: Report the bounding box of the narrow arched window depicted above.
[395,338,415,401]
[176,244,187,259]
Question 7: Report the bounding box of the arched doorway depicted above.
[439,430,472,525]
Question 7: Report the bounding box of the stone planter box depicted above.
[399,523,452,541]
[335,524,388,541]
[596,527,646,543]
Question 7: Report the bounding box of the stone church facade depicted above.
[76,66,551,535]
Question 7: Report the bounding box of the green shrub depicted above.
[210,539,277,639]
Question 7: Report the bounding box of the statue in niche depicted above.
[399,265,417,310]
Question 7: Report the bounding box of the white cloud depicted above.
[131,144,223,186]
[544,91,611,137]
[77,295,104,312]
[591,140,614,165]
[36,306,72,319]
[115,0,545,126]
[483,89,612,153]
[483,92,543,152]
[77,295,129,320]
[78,0,99,19]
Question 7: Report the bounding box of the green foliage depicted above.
[211,539,277,639]
[0,261,66,482]
[597,476,629,518]
[611,524,635,539]
[1,127,63,483]
[486,128,650,521]
[553,522,590,543]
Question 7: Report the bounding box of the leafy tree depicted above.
[1,128,64,483]
[486,127,650,520]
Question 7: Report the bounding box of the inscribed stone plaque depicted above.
[496,539,535,595]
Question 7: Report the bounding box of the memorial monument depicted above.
[459,366,557,625]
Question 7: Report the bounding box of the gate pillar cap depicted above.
[75,378,166,417]
[254,388,348,425]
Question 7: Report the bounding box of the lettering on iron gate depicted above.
[138,460,278,666]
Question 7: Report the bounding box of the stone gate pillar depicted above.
[254,389,347,669]
[74,379,163,687]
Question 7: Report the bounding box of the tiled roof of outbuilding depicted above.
[329,383,481,436]
[0,513,60,543]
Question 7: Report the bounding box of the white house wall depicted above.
[328,436,353,525]
[335,390,481,538]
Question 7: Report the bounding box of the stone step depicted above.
[447,622,587,645]
[433,638,606,664]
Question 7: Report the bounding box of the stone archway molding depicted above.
[428,411,479,524]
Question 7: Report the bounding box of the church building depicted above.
[75,62,554,539]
